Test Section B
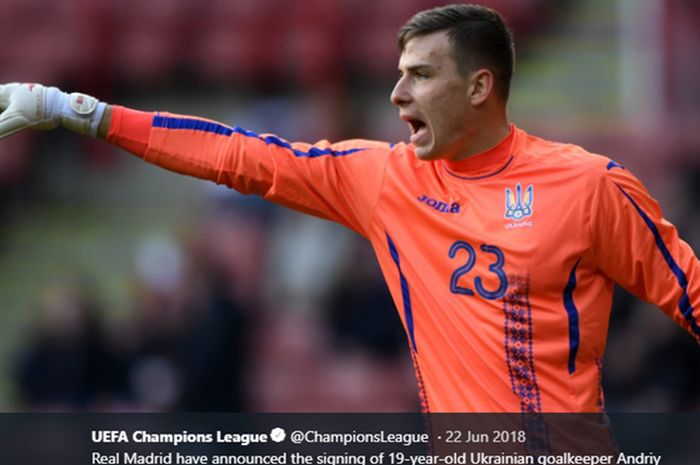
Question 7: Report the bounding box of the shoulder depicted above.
[514,127,627,188]
[310,138,394,153]
[328,140,425,171]
[517,129,611,172]
[516,128,658,209]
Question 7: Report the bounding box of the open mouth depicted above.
[407,118,424,134]
[406,118,428,144]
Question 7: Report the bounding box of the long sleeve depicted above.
[107,106,392,237]
[591,163,700,341]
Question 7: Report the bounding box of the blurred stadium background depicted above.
[0,0,699,412]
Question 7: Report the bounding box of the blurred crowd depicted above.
[13,201,419,411]
[0,0,556,192]
[2,0,700,412]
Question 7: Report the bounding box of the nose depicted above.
[390,76,411,107]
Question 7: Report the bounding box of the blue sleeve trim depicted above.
[386,233,417,352]
[606,160,625,171]
[152,115,368,158]
[153,114,234,136]
[563,259,581,374]
[615,184,700,337]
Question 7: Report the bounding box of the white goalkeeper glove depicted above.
[0,82,106,139]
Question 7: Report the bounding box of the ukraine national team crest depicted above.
[504,183,534,227]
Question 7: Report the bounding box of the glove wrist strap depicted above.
[45,87,106,137]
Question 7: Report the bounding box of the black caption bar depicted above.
[0,414,695,465]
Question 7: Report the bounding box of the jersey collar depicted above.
[441,124,517,180]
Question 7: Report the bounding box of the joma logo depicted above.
[417,194,461,214]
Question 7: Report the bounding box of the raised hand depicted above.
[0,83,105,139]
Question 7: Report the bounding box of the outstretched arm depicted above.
[0,82,391,237]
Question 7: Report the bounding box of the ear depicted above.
[468,69,494,106]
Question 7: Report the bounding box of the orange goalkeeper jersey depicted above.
[108,107,700,413]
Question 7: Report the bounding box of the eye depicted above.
[412,69,430,80]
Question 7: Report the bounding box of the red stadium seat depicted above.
[189,0,273,85]
[112,0,189,84]
[0,0,86,83]
[285,0,345,85]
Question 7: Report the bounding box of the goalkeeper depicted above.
[1,4,698,413]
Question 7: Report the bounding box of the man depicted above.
[0,4,697,413]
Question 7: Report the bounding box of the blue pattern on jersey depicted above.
[595,357,605,412]
[615,184,700,338]
[152,115,368,158]
[503,273,549,454]
[386,233,417,352]
[503,274,541,412]
[563,259,581,374]
[410,349,431,413]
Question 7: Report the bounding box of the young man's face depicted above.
[391,31,475,161]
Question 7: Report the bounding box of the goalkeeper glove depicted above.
[0,82,106,139]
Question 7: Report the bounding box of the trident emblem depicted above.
[505,183,534,220]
